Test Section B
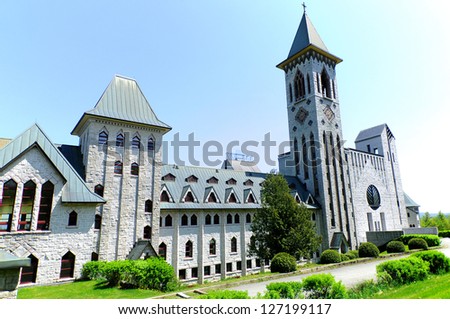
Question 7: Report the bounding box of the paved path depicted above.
[232,238,450,297]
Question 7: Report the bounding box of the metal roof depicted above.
[355,124,395,143]
[72,75,171,135]
[277,13,342,69]
[160,165,316,210]
[0,124,105,204]
[0,249,31,269]
[404,193,420,208]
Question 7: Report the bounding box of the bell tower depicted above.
[277,8,356,250]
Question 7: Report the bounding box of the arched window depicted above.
[148,137,155,152]
[68,211,78,226]
[60,251,75,279]
[302,135,309,180]
[131,163,139,176]
[185,240,193,258]
[294,71,306,100]
[231,237,237,253]
[213,214,220,225]
[143,226,151,239]
[98,131,108,145]
[294,137,300,176]
[246,213,252,224]
[116,133,124,147]
[227,213,233,224]
[18,180,36,231]
[0,180,17,232]
[191,214,198,226]
[228,192,237,203]
[181,214,188,226]
[145,200,153,213]
[159,243,167,260]
[184,191,194,202]
[114,161,123,174]
[321,69,332,98]
[20,255,38,284]
[132,136,141,150]
[160,190,170,202]
[289,83,293,103]
[205,214,212,225]
[209,239,216,255]
[38,181,54,231]
[165,215,172,227]
[207,192,217,203]
[94,184,104,197]
[234,214,240,224]
[94,214,102,230]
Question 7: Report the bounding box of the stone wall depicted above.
[0,269,20,299]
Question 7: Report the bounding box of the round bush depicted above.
[340,253,350,262]
[319,249,341,264]
[412,251,450,274]
[408,238,428,250]
[386,241,405,253]
[345,250,359,260]
[270,252,297,273]
[358,242,380,258]
[376,256,429,285]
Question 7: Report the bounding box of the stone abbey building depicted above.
[0,11,419,285]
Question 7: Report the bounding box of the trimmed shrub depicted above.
[358,242,380,258]
[408,238,428,250]
[81,261,106,280]
[302,273,347,299]
[199,290,250,299]
[319,249,341,264]
[270,252,297,273]
[102,260,133,287]
[264,282,303,299]
[386,241,405,253]
[376,256,429,285]
[439,230,450,238]
[340,253,350,262]
[399,235,440,247]
[412,250,450,274]
[122,258,178,291]
[345,250,359,260]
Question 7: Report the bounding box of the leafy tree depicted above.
[420,212,450,230]
[248,174,321,262]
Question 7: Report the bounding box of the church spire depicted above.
[277,8,342,69]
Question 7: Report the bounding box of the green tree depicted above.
[248,174,321,262]
[420,212,450,230]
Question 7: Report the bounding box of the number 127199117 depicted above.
[260,303,332,315]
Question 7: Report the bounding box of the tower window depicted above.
[131,163,139,176]
[94,184,104,197]
[294,71,306,100]
[148,137,155,152]
[307,73,311,94]
[132,136,141,149]
[114,161,123,174]
[321,69,332,99]
[116,133,124,147]
[145,200,153,213]
[94,214,102,230]
[143,226,151,239]
[289,83,293,103]
[98,131,108,145]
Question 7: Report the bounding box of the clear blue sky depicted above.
[0,0,449,213]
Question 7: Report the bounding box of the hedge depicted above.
[439,230,450,238]
[398,234,440,247]
[199,290,250,299]
[412,250,450,274]
[264,282,303,299]
[376,256,429,285]
[301,274,347,299]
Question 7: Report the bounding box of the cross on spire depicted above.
[302,2,307,14]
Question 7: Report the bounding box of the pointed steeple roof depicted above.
[72,75,171,135]
[277,12,342,69]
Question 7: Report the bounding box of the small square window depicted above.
[215,264,221,274]
[204,265,211,276]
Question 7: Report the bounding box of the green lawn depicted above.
[373,273,450,299]
[18,280,162,299]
